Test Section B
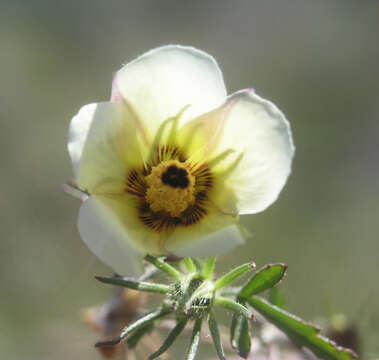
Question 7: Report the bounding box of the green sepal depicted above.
[239,263,287,298]
[246,296,357,360]
[175,274,203,314]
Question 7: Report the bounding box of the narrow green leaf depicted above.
[148,317,188,359]
[208,310,225,360]
[230,299,251,358]
[246,296,357,360]
[144,254,182,280]
[127,323,154,349]
[237,316,251,358]
[202,257,216,279]
[183,257,197,273]
[95,275,170,294]
[214,263,253,290]
[230,313,241,349]
[214,296,252,319]
[186,317,202,360]
[239,263,287,298]
[95,307,171,347]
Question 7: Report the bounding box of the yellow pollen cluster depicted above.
[145,160,195,217]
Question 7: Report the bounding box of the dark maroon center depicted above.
[161,165,189,189]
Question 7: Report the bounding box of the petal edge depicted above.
[78,196,143,276]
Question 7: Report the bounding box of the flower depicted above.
[68,45,294,275]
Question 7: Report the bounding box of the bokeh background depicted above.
[1,1,378,359]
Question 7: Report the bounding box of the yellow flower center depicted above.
[145,160,195,217]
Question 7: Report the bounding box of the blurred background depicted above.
[1,0,378,359]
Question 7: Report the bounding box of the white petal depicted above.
[207,89,294,215]
[113,45,227,141]
[68,103,97,178]
[78,196,143,276]
[69,102,145,194]
[166,207,245,257]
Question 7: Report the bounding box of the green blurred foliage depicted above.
[1,0,378,359]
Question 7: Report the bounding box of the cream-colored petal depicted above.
[170,225,244,258]
[78,196,143,276]
[166,208,245,258]
[203,89,294,215]
[175,104,236,173]
[95,194,164,255]
[71,102,146,195]
[113,45,227,142]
